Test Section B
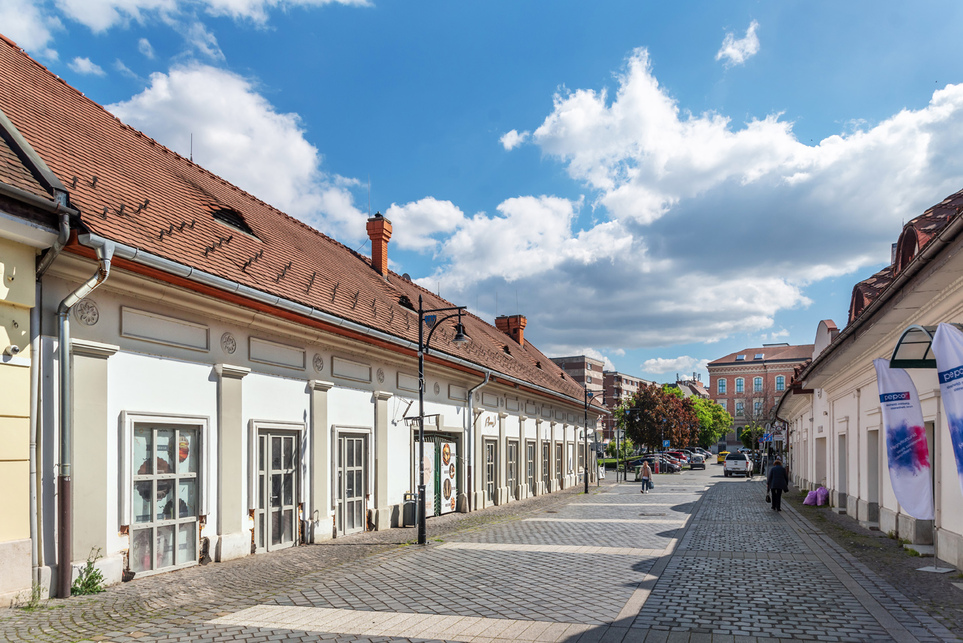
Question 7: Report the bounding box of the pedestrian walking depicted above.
[766,458,789,511]
[640,460,653,494]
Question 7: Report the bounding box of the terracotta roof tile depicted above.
[0,35,588,404]
[708,344,814,366]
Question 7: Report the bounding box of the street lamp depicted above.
[583,388,604,493]
[417,295,469,545]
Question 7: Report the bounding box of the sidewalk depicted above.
[1,469,960,642]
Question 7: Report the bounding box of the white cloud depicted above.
[641,356,709,375]
[50,0,366,31]
[185,20,223,60]
[427,46,963,354]
[201,0,370,23]
[68,56,106,75]
[384,197,465,252]
[500,129,529,151]
[716,20,760,67]
[0,0,62,60]
[106,64,366,241]
[54,0,177,32]
[422,194,633,290]
[114,59,141,79]
[138,36,155,58]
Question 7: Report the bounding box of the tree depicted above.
[690,397,733,448]
[735,376,775,451]
[620,383,700,451]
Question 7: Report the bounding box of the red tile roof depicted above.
[708,344,814,367]
[848,188,963,324]
[0,35,589,405]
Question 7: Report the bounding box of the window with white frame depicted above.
[717,379,726,394]
[735,378,744,393]
[129,419,203,575]
[716,399,727,411]
[754,400,762,415]
[753,376,763,392]
[775,375,785,391]
[735,401,744,417]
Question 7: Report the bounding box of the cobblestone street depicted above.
[2,467,960,643]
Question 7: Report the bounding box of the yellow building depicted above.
[0,108,65,604]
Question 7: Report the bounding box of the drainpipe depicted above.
[56,240,113,598]
[30,209,69,592]
[465,372,491,512]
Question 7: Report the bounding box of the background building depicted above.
[707,344,812,450]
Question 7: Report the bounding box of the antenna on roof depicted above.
[190,133,193,162]
[368,175,371,216]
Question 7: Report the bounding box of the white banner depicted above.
[929,323,963,498]
[873,358,934,520]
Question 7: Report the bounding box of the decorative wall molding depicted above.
[331,355,372,382]
[121,306,210,352]
[71,338,119,359]
[397,372,418,392]
[249,337,306,370]
[448,384,467,401]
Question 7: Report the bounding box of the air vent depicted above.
[535,361,542,369]
[503,345,511,355]
[212,208,256,237]
[398,295,415,311]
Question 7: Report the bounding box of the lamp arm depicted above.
[423,311,464,354]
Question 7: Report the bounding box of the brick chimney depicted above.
[495,314,527,347]
[366,213,392,277]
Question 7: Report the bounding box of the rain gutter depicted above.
[465,371,491,512]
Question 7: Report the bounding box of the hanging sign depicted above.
[929,323,963,498]
[873,359,934,520]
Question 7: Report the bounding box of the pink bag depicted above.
[816,487,829,506]
[803,490,818,505]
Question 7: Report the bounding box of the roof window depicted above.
[212,207,256,237]
[736,355,746,361]
[754,353,764,360]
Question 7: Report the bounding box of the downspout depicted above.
[31,208,69,591]
[56,240,113,598]
[465,371,491,512]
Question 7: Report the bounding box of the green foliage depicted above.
[71,548,106,596]
[605,437,634,459]
[13,582,47,611]
[691,397,732,447]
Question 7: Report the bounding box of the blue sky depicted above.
[5,0,963,384]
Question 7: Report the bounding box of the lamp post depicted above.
[583,388,603,493]
[417,295,469,545]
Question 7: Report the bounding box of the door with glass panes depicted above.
[526,441,536,495]
[541,442,550,492]
[485,440,497,505]
[507,441,519,501]
[555,443,563,488]
[254,431,299,552]
[131,423,199,575]
[336,433,367,535]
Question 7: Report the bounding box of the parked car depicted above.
[724,451,753,477]
[667,450,689,463]
[716,451,730,464]
[689,454,706,470]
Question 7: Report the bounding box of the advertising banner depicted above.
[413,442,436,517]
[873,359,934,520]
[439,441,457,515]
[929,323,963,498]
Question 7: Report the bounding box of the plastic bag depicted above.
[803,490,818,505]
[816,486,829,506]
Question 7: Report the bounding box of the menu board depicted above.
[439,441,457,514]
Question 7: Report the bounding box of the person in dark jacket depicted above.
[766,459,789,511]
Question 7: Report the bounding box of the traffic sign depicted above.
[662,439,670,448]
